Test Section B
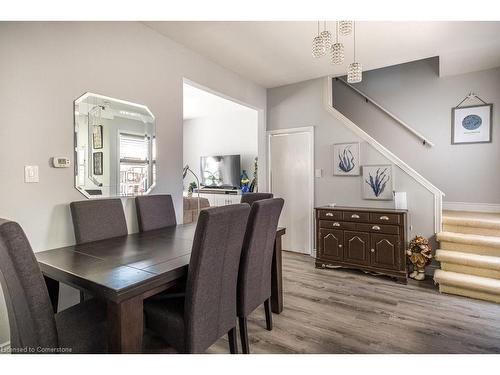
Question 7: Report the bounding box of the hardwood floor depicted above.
[145,251,500,354]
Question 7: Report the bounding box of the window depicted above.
[119,133,151,196]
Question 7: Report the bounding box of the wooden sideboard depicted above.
[315,206,408,283]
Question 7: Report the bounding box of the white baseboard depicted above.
[0,340,10,354]
[443,202,500,213]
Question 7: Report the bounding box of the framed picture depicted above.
[333,142,360,176]
[452,104,492,144]
[362,165,393,200]
[93,152,103,175]
[93,125,103,149]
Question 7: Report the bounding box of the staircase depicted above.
[434,210,500,303]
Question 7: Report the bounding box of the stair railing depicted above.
[323,77,444,233]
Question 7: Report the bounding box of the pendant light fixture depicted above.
[312,21,326,58]
[320,21,332,50]
[347,21,362,83]
[339,21,353,36]
[330,21,344,65]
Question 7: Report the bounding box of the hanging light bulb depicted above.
[347,21,362,83]
[339,21,353,36]
[320,21,332,50]
[312,21,326,58]
[330,21,344,65]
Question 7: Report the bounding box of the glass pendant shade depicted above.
[320,30,332,50]
[339,21,353,36]
[330,42,344,64]
[347,62,362,83]
[312,35,326,58]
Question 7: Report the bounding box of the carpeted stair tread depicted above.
[442,210,500,230]
[434,269,500,295]
[437,231,500,249]
[435,249,500,271]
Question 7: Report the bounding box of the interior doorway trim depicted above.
[267,126,315,255]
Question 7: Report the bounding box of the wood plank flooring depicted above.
[145,251,500,354]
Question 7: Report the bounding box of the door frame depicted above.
[267,126,315,255]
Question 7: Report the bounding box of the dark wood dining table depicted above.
[35,224,286,353]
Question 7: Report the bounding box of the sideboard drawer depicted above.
[319,220,356,230]
[343,211,370,222]
[356,223,400,235]
[369,213,400,225]
[318,210,342,220]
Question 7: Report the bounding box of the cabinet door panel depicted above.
[343,231,370,266]
[370,233,400,270]
[318,228,343,261]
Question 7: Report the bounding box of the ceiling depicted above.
[183,82,257,120]
[145,21,500,88]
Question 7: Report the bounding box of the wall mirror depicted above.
[74,92,156,199]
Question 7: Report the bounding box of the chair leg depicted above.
[239,316,250,354]
[264,298,273,331]
[228,327,238,354]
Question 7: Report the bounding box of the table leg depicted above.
[271,233,284,314]
[107,296,144,353]
[43,275,59,313]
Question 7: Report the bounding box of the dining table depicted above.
[36,224,286,353]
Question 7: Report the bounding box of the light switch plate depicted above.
[315,168,323,178]
[24,165,39,183]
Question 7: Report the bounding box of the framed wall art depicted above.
[93,152,103,175]
[93,125,103,149]
[452,102,492,145]
[362,165,393,200]
[333,142,360,176]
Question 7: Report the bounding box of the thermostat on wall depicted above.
[52,157,71,168]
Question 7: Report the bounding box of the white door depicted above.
[268,127,314,254]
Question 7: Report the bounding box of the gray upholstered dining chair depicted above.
[240,192,274,206]
[70,198,128,244]
[144,204,251,354]
[135,194,176,232]
[237,198,284,354]
[0,219,107,353]
[69,198,128,303]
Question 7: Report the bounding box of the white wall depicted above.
[0,21,266,345]
[183,110,258,189]
[267,78,435,247]
[332,58,500,204]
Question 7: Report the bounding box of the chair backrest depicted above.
[135,195,177,232]
[240,192,274,206]
[184,204,250,353]
[70,199,128,244]
[0,219,58,351]
[237,198,284,317]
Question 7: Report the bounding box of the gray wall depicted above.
[267,78,435,245]
[332,57,500,204]
[0,22,266,345]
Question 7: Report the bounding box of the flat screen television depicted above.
[200,154,241,189]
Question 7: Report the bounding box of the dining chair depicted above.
[240,192,274,206]
[70,198,128,303]
[144,204,251,354]
[0,219,107,353]
[70,198,128,244]
[237,198,284,354]
[135,194,176,232]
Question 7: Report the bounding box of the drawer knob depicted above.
[326,212,334,217]
[332,222,340,227]
[372,225,381,231]
[351,214,360,219]
[370,248,375,253]
[338,244,343,248]
[380,216,389,221]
